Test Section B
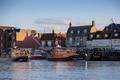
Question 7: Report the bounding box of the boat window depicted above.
[56,51,65,54]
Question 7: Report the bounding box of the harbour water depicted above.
[0,60,120,80]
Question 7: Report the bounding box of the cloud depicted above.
[34,17,71,32]
[34,17,93,32]
[35,17,70,26]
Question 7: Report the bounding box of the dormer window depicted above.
[90,34,93,38]
[97,34,100,38]
[106,28,108,31]
[105,34,108,38]
[114,33,118,37]
[84,29,87,33]
[70,30,73,34]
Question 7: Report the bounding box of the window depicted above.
[13,37,15,40]
[104,34,108,37]
[8,33,12,35]
[75,37,80,46]
[8,37,12,41]
[114,29,117,32]
[42,41,45,47]
[55,40,58,45]
[90,35,93,38]
[1,37,2,40]
[48,41,52,47]
[7,44,11,47]
[69,38,72,42]
[1,43,3,47]
[13,42,15,46]
[70,30,73,34]
[84,29,87,33]
[97,34,100,38]
[114,33,118,37]
[105,28,108,31]
[7,30,11,33]
[77,31,80,35]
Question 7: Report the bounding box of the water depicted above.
[0,60,120,80]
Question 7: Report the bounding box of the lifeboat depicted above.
[47,48,79,61]
[11,49,31,62]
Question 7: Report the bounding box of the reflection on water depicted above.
[0,60,120,80]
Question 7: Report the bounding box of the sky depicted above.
[0,0,120,32]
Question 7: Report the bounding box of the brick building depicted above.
[0,26,20,52]
[39,30,66,48]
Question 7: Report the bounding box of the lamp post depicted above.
[110,32,113,50]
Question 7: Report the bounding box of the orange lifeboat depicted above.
[47,48,79,61]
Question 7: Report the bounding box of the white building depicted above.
[87,23,120,50]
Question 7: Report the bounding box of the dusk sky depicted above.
[0,0,120,32]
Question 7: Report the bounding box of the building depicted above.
[39,30,66,48]
[66,21,97,47]
[0,26,20,52]
[16,29,40,49]
[87,22,120,50]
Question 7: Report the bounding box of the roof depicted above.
[104,23,120,31]
[16,36,40,48]
[87,23,120,40]
[16,32,27,41]
[56,33,66,40]
[67,25,92,37]
[88,31,120,40]
[16,31,40,48]
[0,26,15,30]
[40,33,56,40]
[40,33,66,41]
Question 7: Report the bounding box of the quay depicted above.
[76,48,120,61]
[1,48,120,61]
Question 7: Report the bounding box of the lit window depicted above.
[70,30,73,34]
[97,34,100,38]
[105,34,108,37]
[114,33,118,37]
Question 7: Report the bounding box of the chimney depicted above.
[92,20,95,26]
[69,22,72,27]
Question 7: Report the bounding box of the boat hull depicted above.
[31,56,46,60]
[12,56,29,62]
[48,55,79,61]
